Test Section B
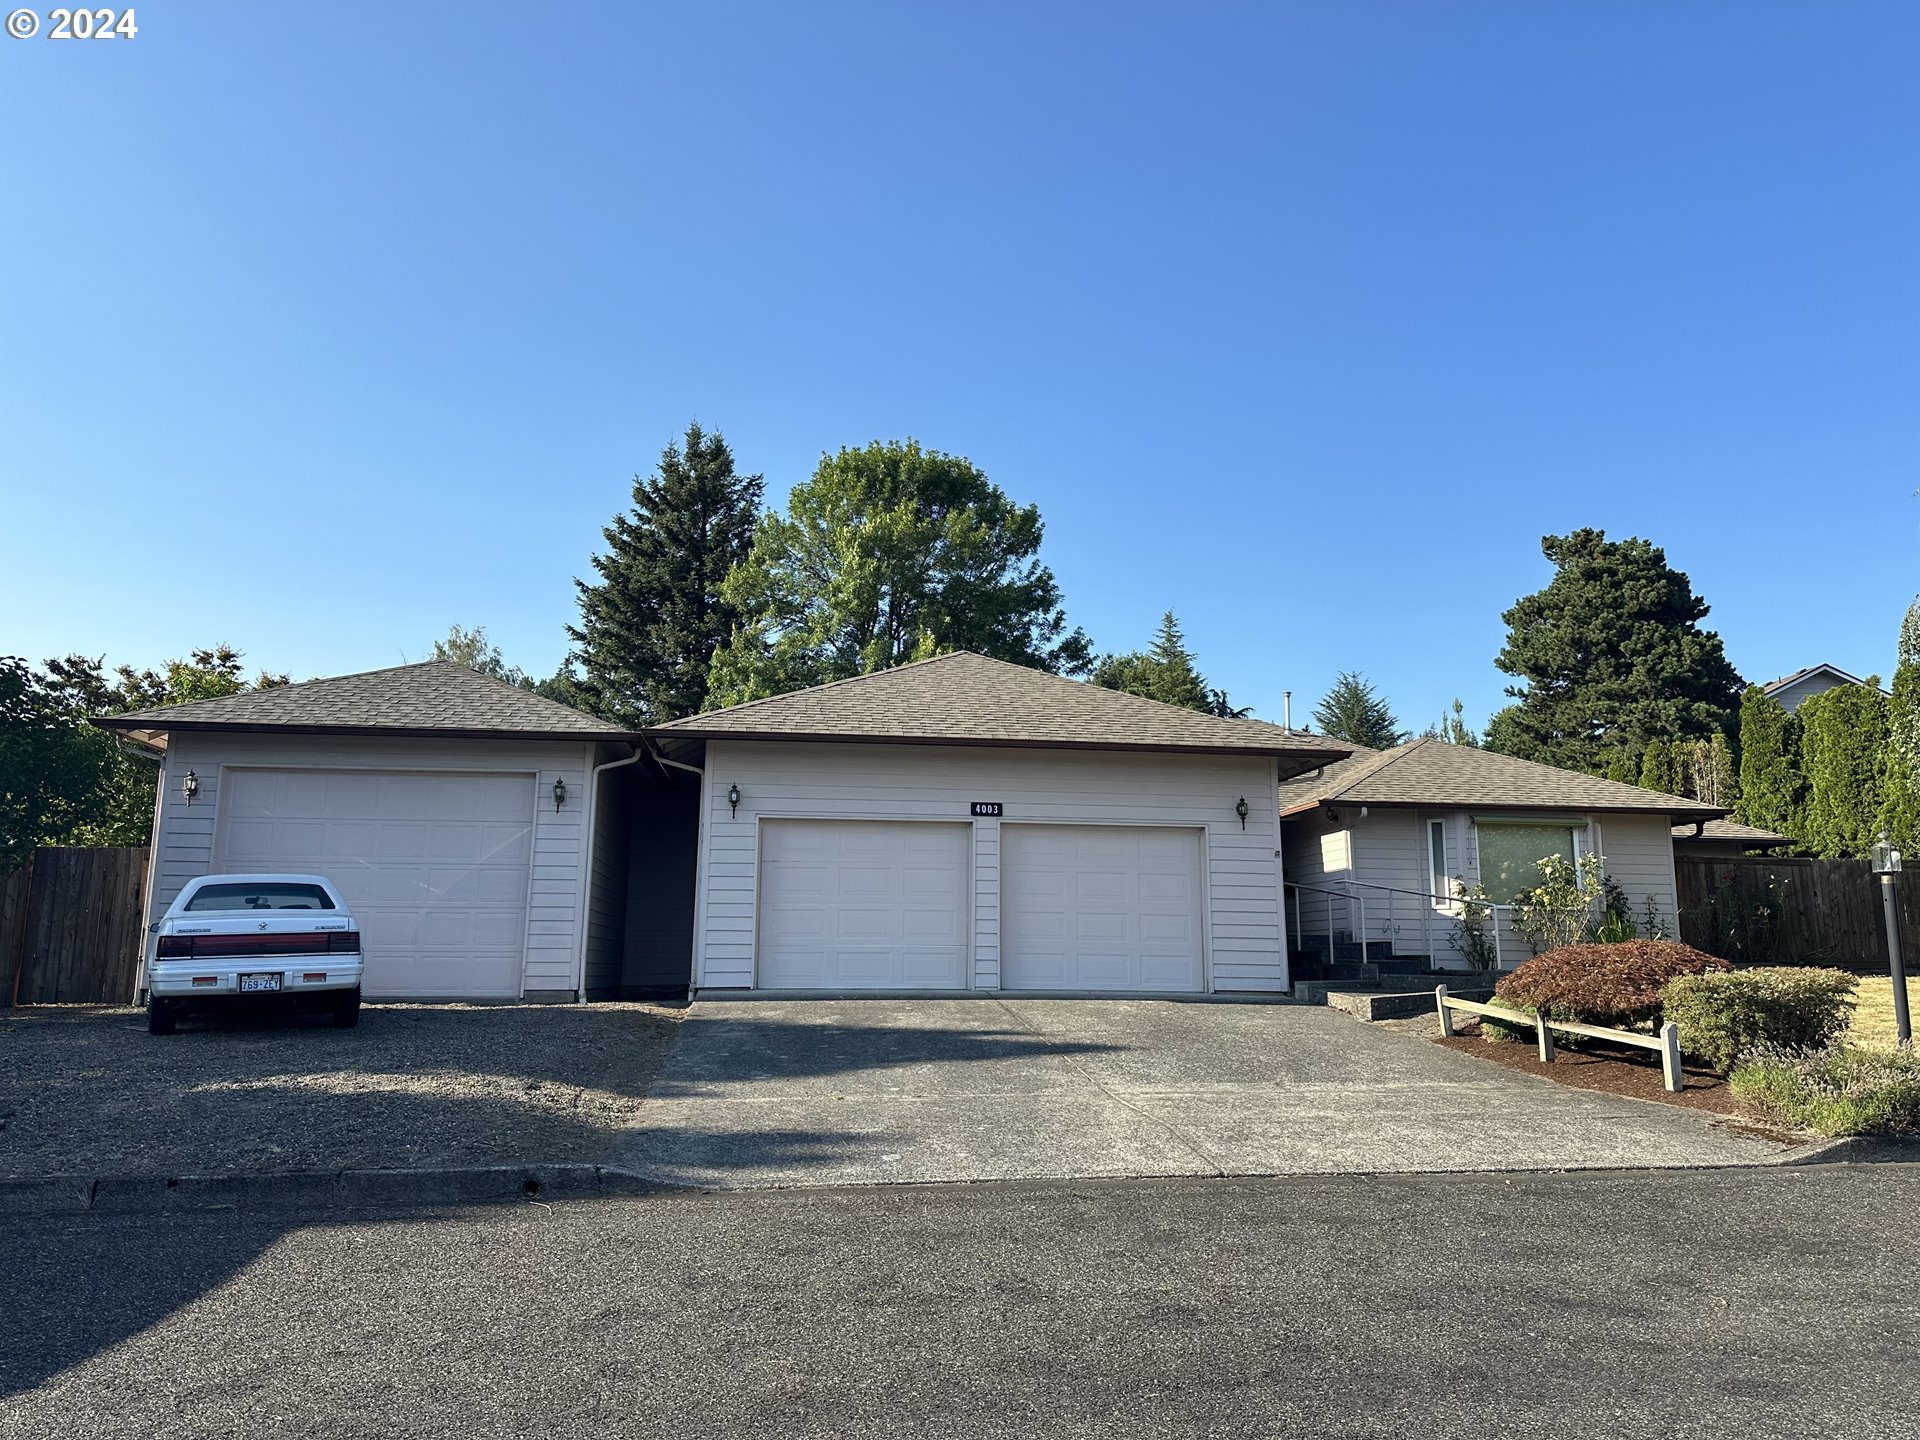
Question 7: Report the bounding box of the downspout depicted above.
[574,745,646,1004]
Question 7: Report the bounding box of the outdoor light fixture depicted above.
[552,777,568,813]
[1874,830,1912,1049]
[1235,796,1250,830]
[727,783,741,818]
[182,769,198,805]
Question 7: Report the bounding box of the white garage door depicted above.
[1001,825,1204,993]
[757,820,969,990]
[214,769,535,998]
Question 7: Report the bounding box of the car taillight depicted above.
[157,935,193,959]
[328,931,361,954]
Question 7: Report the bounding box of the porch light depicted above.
[552,777,567,813]
[727,783,741,818]
[182,769,198,805]
[1235,796,1249,829]
[1874,831,1903,874]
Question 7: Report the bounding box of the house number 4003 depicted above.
[970,802,1003,817]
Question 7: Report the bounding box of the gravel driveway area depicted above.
[0,1003,682,1178]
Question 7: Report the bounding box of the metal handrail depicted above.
[1285,878,1516,970]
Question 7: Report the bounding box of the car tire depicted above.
[147,998,177,1036]
[332,988,361,1028]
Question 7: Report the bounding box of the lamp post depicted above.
[1873,831,1911,1050]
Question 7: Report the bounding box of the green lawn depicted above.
[1850,976,1919,1051]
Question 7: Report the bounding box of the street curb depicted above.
[0,1164,675,1217]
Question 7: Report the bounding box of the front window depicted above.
[1428,820,1449,900]
[184,882,336,912]
[1476,823,1580,904]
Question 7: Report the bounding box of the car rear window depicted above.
[183,883,337,912]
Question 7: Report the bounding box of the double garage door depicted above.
[214,769,535,998]
[755,820,1203,992]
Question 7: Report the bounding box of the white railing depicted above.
[1285,878,1518,971]
[1435,986,1685,1092]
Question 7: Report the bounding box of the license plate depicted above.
[238,973,283,993]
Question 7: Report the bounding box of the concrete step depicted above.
[1324,985,1495,1022]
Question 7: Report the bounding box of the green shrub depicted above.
[1496,939,1729,1029]
[1662,968,1857,1072]
[1474,997,1533,1044]
[1729,1045,1920,1136]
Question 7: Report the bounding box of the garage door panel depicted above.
[758,821,968,990]
[1002,825,1203,993]
[215,768,534,998]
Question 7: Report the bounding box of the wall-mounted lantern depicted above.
[182,769,199,806]
[552,777,568,813]
[727,783,742,818]
[1235,796,1249,830]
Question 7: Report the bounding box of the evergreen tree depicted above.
[1091,612,1212,712]
[1424,698,1478,747]
[1603,749,1638,784]
[708,440,1088,705]
[1736,684,1804,839]
[1799,680,1889,858]
[1880,601,1920,854]
[1494,529,1744,772]
[1638,739,1678,796]
[1483,705,1524,757]
[571,422,763,724]
[1312,672,1404,749]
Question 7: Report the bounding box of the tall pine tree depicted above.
[1312,672,1404,749]
[570,422,762,724]
[1880,601,1920,854]
[1091,611,1212,712]
[1491,529,1744,771]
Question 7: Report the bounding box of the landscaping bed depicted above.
[1434,1024,1740,1118]
[0,1001,684,1179]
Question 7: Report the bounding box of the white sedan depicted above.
[146,873,364,1035]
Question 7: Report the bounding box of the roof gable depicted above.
[93,661,630,741]
[1278,736,1726,819]
[651,651,1349,768]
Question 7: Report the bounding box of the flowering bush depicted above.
[1730,1045,1920,1136]
[1495,939,1729,1028]
[1511,854,1607,955]
[1662,968,1857,1073]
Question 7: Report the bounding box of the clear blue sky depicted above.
[3,2,1915,730]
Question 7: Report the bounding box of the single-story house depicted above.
[1277,738,1726,970]
[101,652,1349,1000]
[1671,817,1794,860]
[1761,664,1885,715]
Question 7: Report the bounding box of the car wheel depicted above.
[332,988,361,1028]
[147,998,178,1035]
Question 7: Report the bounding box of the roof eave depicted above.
[645,727,1349,770]
[1281,796,1731,821]
[90,716,638,744]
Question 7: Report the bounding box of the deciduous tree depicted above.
[708,440,1089,705]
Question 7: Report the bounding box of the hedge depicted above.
[1662,967,1857,1073]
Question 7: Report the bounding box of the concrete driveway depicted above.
[612,998,1788,1188]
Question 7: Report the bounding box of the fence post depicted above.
[1435,984,1453,1037]
[1658,1022,1683,1093]
[1535,1012,1555,1064]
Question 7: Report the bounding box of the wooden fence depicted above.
[1675,855,1920,970]
[0,847,151,1006]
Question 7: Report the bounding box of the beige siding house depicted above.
[1278,738,1725,972]
[650,653,1345,996]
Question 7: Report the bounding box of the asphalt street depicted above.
[5,1164,1919,1439]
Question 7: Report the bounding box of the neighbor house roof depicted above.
[92,661,634,746]
[1761,664,1884,697]
[1672,818,1794,849]
[1277,736,1727,820]
[650,651,1351,772]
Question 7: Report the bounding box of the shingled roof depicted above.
[650,651,1350,771]
[92,661,633,744]
[1672,817,1793,848]
[1277,736,1727,820]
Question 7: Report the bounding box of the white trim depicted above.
[1270,758,1288,992]
[690,764,713,987]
